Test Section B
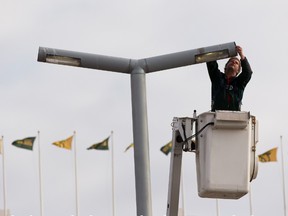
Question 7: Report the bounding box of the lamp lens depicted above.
[195,50,229,63]
[46,55,81,67]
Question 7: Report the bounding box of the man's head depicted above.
[224,57,241,77]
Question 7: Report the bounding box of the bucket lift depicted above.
[166,110,259,216]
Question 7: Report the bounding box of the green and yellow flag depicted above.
[124,143,134,152]
[258,147,278,162]
[87,136,109,150]
[160,141,172,155]
[12,137,36,151]
[52,136,73,150]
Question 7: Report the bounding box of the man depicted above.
[206,45,253,111]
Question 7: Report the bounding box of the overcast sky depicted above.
[1,0,288,215]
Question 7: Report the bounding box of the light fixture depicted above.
[45,54,81,67]
[195,49,230,63]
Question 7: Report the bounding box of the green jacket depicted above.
[206,57,252,111]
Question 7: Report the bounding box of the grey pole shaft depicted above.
[130,66,152,216]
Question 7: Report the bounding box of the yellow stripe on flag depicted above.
[258,147,278,162]
[52,135,73,150]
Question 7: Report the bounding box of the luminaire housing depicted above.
[38,42,237,73]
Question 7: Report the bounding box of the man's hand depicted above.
[236,45,245,60]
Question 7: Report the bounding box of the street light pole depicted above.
[37,42,237,216]
[131,65,152,216]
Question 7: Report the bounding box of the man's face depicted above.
[225,58,240,75]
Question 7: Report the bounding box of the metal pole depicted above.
[73,131,79,216]
[180,172,185,216]
[249,187,253,216]
[216,199,219,216]
[281,135,287,216]
[111,131,115,216]
[1,137,7,216]
[37,132,44,216]
[131,65,152,216]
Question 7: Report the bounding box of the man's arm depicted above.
[236,45,253,86]
[206,61,221,81]
[237,45,253,79]
[237,57,253,88]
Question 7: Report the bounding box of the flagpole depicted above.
[281,135,287,216]
[180,170,185,216]
[1,137,7,216]
[216,199,219,216]
[74,131,79,216]
[249,185,253,216]
[37,132,44,216]
[111,131,115,216]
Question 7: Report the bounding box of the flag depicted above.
[12,137,36,151]
[52,135,73,150]
[258,147,278,162]
[87,136,109,150]
[160,141,172,155]
[124,143,134,152]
